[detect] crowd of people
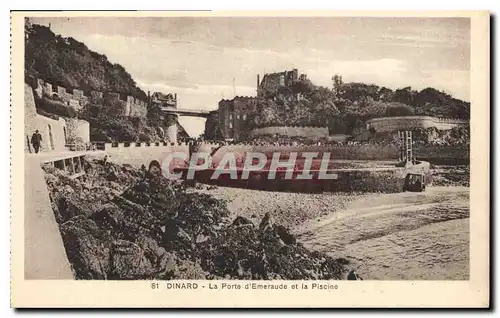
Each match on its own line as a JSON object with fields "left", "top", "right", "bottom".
{"left": 29, "top": 126, "right": 468, "bottom": 155}
{"left": 201, "top": 133, "right": 468, "bottom": 149}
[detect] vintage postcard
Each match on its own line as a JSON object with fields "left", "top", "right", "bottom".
{"left": 10, "top": 11, "right": 490, "bottom": 308}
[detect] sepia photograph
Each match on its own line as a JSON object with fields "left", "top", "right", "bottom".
{"left": 10, "top": 10, "right": 490, "bottom": 308}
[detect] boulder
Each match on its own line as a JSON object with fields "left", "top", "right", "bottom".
{"left": 109, "top": 239, "right": 156, "bottom": 279}
{"left": 231, "top": 216, "right": 254, "bottom": 228}
{"left": 106, "top": 170, "right": 119, "bottom": 182}
{"left": 91, "top": 203, "right": 125, "bottom": 232}
{"left": 59, "top": 216, "right": 112, "bottom": 279}
{"left": 48, "top": 158, "right": 350, "bottom": 281}
{"left": 259, "top": 212, "right": 274, "bottom": 231}
{"left": 137, "top": 235, "right": 170, "bottom": 272}
{"left": 347, "top": 269, "right": 363, "bottom": 280}
{"left": 55, "top": 194, "right": 96, "bottom": 222}
{"left": 274, "top": 225, "right": 297, "bottom": 245}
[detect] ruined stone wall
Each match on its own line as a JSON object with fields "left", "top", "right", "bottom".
{"left": 31, "top": 78, "right": 148, "bottom": 118}
{"left": 128, "top": 96, "right": 148, "bottom": 117}
{"left": 366, "top": 116, "right": 469, "bottom": 132}
{"left": 258, "top": 69, "right": 298, "bottom": 96}
{"left": 433, "top": 118, "right": 470, "bottom": 130}
{"left": 257, "top": 69, "right": 300, "bottom": 98}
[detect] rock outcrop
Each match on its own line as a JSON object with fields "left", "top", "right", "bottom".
{"left": 44, "top": 159, "right": 349, "bottom": 280}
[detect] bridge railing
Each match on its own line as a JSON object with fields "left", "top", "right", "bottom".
{"left": 160, "top": 107, "right": 209, "bottom": 114}
{"left": 81, "top": 140, "right": 222, "bottom": 151}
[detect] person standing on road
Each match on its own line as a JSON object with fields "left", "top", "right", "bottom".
{"left": 30, "top": 130, "right": 42, "bottom": 154}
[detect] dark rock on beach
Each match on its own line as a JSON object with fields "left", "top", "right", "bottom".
{"left": 45, "top": 159, "right": 349, "bottom": 280}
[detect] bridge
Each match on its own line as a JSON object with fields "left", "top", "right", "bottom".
{"left": 161, "top": 106, "right": 210, "bottom": 118}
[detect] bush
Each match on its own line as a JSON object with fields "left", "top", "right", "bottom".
{"left": 79, "top": 102, "right": 162, "bottom": 142}
{"left": 35, "top": 96, "right": 77, "bottom": 118}
{"left": 26, "top": 23, "right": 147, "bottom": 100}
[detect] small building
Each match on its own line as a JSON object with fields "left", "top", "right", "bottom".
{"left": 218, "top": 96, "right": 260, "bottom": 141}
{"left": 206, "top": 68, "right": 310, "bottom": 141}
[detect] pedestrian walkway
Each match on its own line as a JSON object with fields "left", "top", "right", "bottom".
{"left": 26, "top": 150, "right": 93, "bottom": 163}
{"left": 28, "top": 150, "right": 106, "bottom": 179}
{"left": 24, "top": 155, "right": 74, "bottom": 279}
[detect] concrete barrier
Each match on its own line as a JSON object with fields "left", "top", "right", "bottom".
{"left": 91, "top": 143, "right": 190, "bottom": 168}
{"left": 24, "top": 155, "right": 74, "bottom": 279}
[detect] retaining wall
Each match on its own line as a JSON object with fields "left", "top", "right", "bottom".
{"left": 366, "top": 116, "right": 469, "bottom": 132}
{"left": 36, "top": 115, "right": 67, "bottom": 152}
{"left": 25, "top": 83, "right": 38, "bottom": 153}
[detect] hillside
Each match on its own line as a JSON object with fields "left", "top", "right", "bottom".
{"left": 25, "top": 23, "right": 146, "bottom": 100}
{"left": 249, "top": 75, "right": 470, "bottom": 136}
{"left": 24, "top": 22, "right": 185, "bottom": 142}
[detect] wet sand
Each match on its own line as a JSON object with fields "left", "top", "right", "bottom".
{"left": 196, "top": 186, "right": 372, "bottom": 228}
{"left": 198, "top": 185, "right": 469, "bottom": 280}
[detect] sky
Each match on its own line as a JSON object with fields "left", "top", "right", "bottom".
{"left": 31, "top": 17, "right": 470, "bottom": 137}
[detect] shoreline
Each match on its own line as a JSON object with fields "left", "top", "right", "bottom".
{"left": 194, "top": 184, "right": 470, "bottom": 280}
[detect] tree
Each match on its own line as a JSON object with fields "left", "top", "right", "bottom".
{"left": 385, "top": 102, "right": 414, "bottom": 117}
{"left": 340, "top": 83, "right": 380, "bottom": 102}
{"left": 393, "top": 86, "right": 416, "bottom": 105}
{"left": 25, "top": 23, "right": 147, "bottom": 100}
{"left": 332, "top": 74, "right": 344, "bottom": 98}
{"left": 379, "top": 87, "right": 394, "bottom": 102}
